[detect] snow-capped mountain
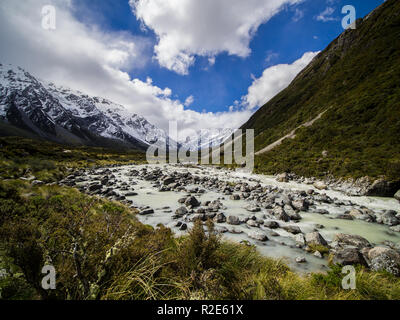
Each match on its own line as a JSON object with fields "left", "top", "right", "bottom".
{"left": 0, "top": 63, "right": 168, "bottom": 150}
{"left": 180, "top": 128, "right": 234, "bottom": 151}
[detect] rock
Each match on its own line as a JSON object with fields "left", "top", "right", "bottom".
{"left": 379, "top": 211, "right": 399, "bottom": 226}
{"left": 227, "top": 215, "right": 241, "bottom": 225}
{"left": 314, "top": 251, "right": 323, "bottom": 259}
{"left": 179, "top": 223, "right": 188, "bottom": 231}
{"left": 139, "top": 208, "right": 154, "bottom": 215}
{"left": 163, "top": 176, "right": 175, "bottom": 185}
{"left": 336, "top": 214, "right": 354, "bottom": 221}
{"left": 230, "top": 194, "right": 240, "bottom": 200}
{"left": 390, "top": 225, "right": 400, "bottom": 233}
{"left": 333, "top": 233, "right": 371, "bottom": 249}
{"left": 332, "top": 248, "right": 366, "bottom": 266}
{"left": 314, "top": 181, "right": 328, "bottom": 190}
{"left": 189, "top": 214, "right": 205, "bottom": 222}
{"left": 283, "top": 225, "right": 302, "bottom": 235}
{"left": 175, "top": 206, "right": 188, "bottom": 217}
{"left": 296, "top": 257, "right": 306, "bottom": 263}
{"left": 213, "top": 213, "right": 227, "bottom": 223}
{"left": 284, "top": 205, "right": 302, "bottom": 221}
{"left": 395, "top": 190, "right": 400, "bottom": 201}
{"left": 348, "top": 209, "right": 365, "bottom": 220}
{"left": 245, "top": 205, "right": 261, "bottom": 213}
{"left": 248, "top": 231, "right": 268, "bottom": 242}
{"left": 88, "top": 184, "right": 102, "bottom": 192}
{"left": 264, "top": 220, "right": 280, "bottom": 229}
{"left": 305, "top": 232, "right": 328, "bottom": 246}
{"left": 366, "top": 179, "right": 400, "bottom": 197}
{"left": 273, "top": 206, "right": 290, "bottom": 222}
{"left": 185, "top": 196, "right": 200, "bottom": 208}
{"left": 178, "top": 197, "right": 187, "bottom": 204}
{"left": 295, "top": 234, "right": 306, "bottom": 247}
{"left": 228, "top": 227, "right": 243, "bottom": 234}
{"left": 124, "top": 191, "right": 138, "bottom": 197}
{"left": 368, "top": 247, "right": 400, "bottom": 276}
{"left": 276, "top": 173, "right": 289, "bottom": 183}
{"left": 247, "top": 219, "right": 259, "bottom": 227}
{"left": 291, "top": 199, "right": 309, "bottom": 212}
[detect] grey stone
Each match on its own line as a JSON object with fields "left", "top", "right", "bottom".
{"left": 305, "top": 232, "right": 328, "bottom": 246}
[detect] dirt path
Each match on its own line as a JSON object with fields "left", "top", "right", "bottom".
{"left": 255, "top": 109, "right": 328, "bottom": 156}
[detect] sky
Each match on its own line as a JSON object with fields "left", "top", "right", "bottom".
{"left": 0, "top": 0, "right": 385, "bottom": 140}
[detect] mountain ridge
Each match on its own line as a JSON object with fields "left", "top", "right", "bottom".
{"left": 0, "top": 63, "right": 169, "bottom": 150}
{"left": 241, "top": 0, "right": 400, "bottom": 185}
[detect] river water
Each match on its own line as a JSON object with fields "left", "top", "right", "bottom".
{"left": 84, "top": 164, "right": 400, "bottom": 274}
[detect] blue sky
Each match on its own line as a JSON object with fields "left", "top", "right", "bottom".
{"left": 70, "top": 0, "right": 383, "bottom": 114}
{"left": 0, "top": 0, "right": 385, "bottom": 137}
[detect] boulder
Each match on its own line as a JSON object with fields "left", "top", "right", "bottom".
{"left": 139, "top": 208, "right": 154, "bottom": 215}
{"left": 230, "top": 194, "right": 240, "bottom": 201}
{"left": 348, "top": 209, "right": 365, "bottom": 220}
{"left": 291, "top": 199, "right": 309, "bottom": 212}
{"left": 314, "top": 251, "right": 323, "bottom": 259}
{"left": 333, "top": 233, "right": 371, "bottom": 249}
{"left": 248, "top": 231, "right": 268, "bottom": 242}
{"left": 264, "top": 220, "right": 280, "bottom": 229}
{"left": 227, "top": 215, "right": 241, "bottom": 225}
{"left": 378, "top": 211, "right": 399, "bottom": 226}
{"left": 295, "top": 257, "right": 306, "bottom": 263}
{"left": 395, "top": 190, "right": 400, "bottom": 201}
{"left": 273, "top": 206, "right": 290, "bottom": 222}
{"left": 163, "top": 176, "right": 175, "bottom": 185}
{"left": 246, "top": 219, "right": 259, "bottom": 227}
{"left": 276, "top": 173, "right": 289, "bottom": 183}
{"left": 175, "top": 206, "right": 188, "bottom": 217}
{"left": 283, "top": 225, "right": 302, "bottom": 235}
{"left": 368, "top": 247, "right": 400, "bottom": 276}
{"left": 245, "top": 205, "right": 261, "bottom": 213}
{"left": 332, "top": 248, "right": 366, "bottom": 266}
{"left": 305, "top": 232, "right": 328, "bottom": 246}
{"left": 314, "top": 181, "right": 328, "bottom": 190}
{"left": 284, "top": 205, "right": 302, "bottom": 221}
{"left": 295, "top": 234, "right": 306, "bottom": 247}
{"left": 88, "top": 184, "right": 102, "bottom": 192}
{"left": 185, "top": 196, "right": 200, "bottom": 208}
{"left": 213, "top": 213, "right": 227, "bottom": 224}
{"left": 366, "top": 179, "right": 400, "bottom": 197}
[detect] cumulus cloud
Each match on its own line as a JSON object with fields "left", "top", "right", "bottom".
{"left": 130, "top": 0, "right": 302, "bottom": 75}
{"left": 0, "top": 0, "right": 317, "bottom": 142}
{"left": 242, "top": 52, "right": 319, "bottom": 110}
{"left": 0, "top": 0, "right": 255, "bottom": 140}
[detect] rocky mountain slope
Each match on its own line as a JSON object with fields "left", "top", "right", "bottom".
{"left": 241, "top": 0, "right": 400, "bottom": 190}
{"left": 0, "top": 63, "right": 169, "bottom": 150}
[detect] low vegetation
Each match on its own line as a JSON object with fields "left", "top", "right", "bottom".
{"left": 0, "top": 137, "right": 399, "bottom": 300}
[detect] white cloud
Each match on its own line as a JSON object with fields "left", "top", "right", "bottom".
{"left": 316, "top": 7, "right": 337, "bottom": 22}
{"left": 292, "top": 8, "right": 304, "bottom": 22}
{"left": 243, "top": 52, "right": 319, "bottom": 110}
{"left": 184, "top": 95, "right": 194, "bottom": 107}
{"left": 130, "top": 0, "right": 302, "bottom": 75}
{"left": 0, "top": 0, "right": 253, "bottom": 141}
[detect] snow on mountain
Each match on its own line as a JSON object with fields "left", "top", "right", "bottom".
{"left": 0, "top": 63, "right": 168, "bottom": 149}
{"left": 180, "top": 128, "right": 235, "bottom": 151}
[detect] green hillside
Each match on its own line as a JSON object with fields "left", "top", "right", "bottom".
{"left": 242, "top": 0, "right": 400, "bottom": 182}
